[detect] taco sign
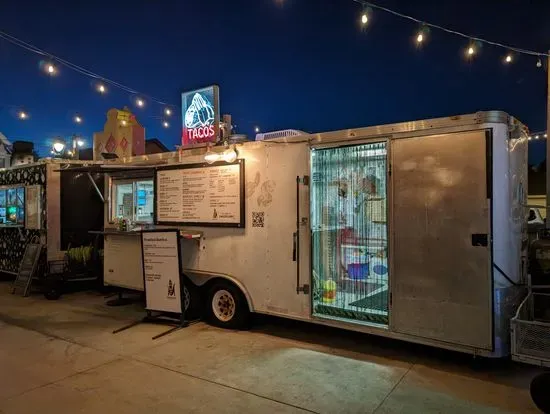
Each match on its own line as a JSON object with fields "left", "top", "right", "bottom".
{"left": 181, "top": 85, "right": 220, "bottom": 146}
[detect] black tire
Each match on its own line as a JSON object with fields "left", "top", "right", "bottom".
{"left": 530, "top": 372, "right": 550, "bottom": 413}
{"left": 205, "top": 281, "right": 250, "bottom": 329}
{"left": 44, "top": 286, "right": 62, "bottom": 300}
{"left": 181, "top": 277, "right": 201, "bottom": 320}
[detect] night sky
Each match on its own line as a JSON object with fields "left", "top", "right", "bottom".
{"left": 1, "top": 0, "right": 550, "bottom": 164}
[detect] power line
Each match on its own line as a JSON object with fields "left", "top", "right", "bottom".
{"left": 352, "top": 0, "right": 549, "bottom": 58}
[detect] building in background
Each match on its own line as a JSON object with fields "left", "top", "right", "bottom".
{"left": 0, "top": 133, "right": 11, "bottom": 168}
{"left": 93, "top": 107, "right": 145, "bottom": 160}
{"left": 529, "top": 160, "right": 546, "bottom": 218}
{"left": 10, "top": 141, "right": 37, "bottom": 167}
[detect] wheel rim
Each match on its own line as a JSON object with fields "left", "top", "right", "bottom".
{"left": 183, "top": 285, "right": 190, "bottom": 311}
{"left": 212, "top": 289, "right": 236, "bottom": 322}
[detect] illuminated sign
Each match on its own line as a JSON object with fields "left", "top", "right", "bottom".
{"left": 181, "top": 85, "right": 220, "bottom": 146}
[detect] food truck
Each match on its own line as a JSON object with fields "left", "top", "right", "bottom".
{"left": 0, "top": 159, "right": 104, "bottom": 284}
{"left": 87, "top": 111, "right": 527, "bottom": 358}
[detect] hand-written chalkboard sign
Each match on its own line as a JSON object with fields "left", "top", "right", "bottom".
{"left": 12, "top": 243, "right": 43, "bottom": 297}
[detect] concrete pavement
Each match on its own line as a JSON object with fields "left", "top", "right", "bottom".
{"left": 0, "top": 282, "right": 542, "bottom": 413}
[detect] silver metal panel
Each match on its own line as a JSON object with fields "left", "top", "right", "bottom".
{"left": 390, "top": 130, "right": 493, "bottom": 350}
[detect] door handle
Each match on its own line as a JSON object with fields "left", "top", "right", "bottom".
{"left": 471, "top": 234, "right": 488, "bottom": 247}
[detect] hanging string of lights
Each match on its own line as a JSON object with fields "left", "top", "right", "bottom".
{"left": 0, "top": 30, "right": 177, "bottom": 128}
{"left": 2, "top": 2, "right": 549, "bottom": 137}
{"left": 529, "top": 132, "right": 548, "bottom": 141}
{"left": 353, "top": 0, "right": 549, "bottom": 65}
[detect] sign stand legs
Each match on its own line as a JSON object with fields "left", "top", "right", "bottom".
{"left": 112, "top": 311, "right": 189, "bottom": 340}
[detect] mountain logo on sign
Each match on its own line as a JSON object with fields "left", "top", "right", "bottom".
{"left": 167, "top": 279, "right": 176, "bottom": 298}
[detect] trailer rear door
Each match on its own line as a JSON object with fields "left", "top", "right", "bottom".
{"left": 390, "top": 130, "right": 493, "bottom": 351}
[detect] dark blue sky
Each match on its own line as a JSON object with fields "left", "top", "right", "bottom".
{"left": 1, "top": 0, "right": 549, "bottom": 163}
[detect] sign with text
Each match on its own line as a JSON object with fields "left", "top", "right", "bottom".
{"left": 141, "top": 230, "right": 183, "bottom": 314}
{"left": 155, "top": 161, "right": 245, "bottom": 227}
{"left": 181, "top": 85, "right": 220, "bottom": 146}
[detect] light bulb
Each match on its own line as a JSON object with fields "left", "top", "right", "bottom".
{"left": 165, "top": 108, "right": 172, "bottom": 116}
{"left": 204, "top": 147, "right": 220, "bottom": 164}
{"left": 467, "top": 46, "right": 475, "bottom": 56}
{"left": 18, "top": 111, "right": 28, "bottom": 120}
{"left": 528, "top": 136, "right": 532, "bottom": 141}
{"left": 77, "top": 139, "right": 84, "bottom": 147}
{"left": 361, "top": 13, "right": 368, "bottom": 25}
{"left": 136, "top": 98, "right": 144, "bottom": 107}
{"left": 416, "top": 33, "right": 423, "bottom": 43}
{"left": 545, "top": 134, "right": 548, "bottom": 138}
{"left": 53, "top": 141, "right": 65, "bottom": 153}
{"left": 535, "top": 135, "right": 540, "bottom": 140}
{"left": 46, "top": 64, "right": 56, "bottom": 74}
{"left": 74, "top": 115, "right": 82, "bottom": 124}
{"left": 223, "top": 147, "right": 238, "bottom": 163}
{"left": 121, "top": 120, "right": 127, "bottom": 126}
{"left": 537, "top": 58, "right": 543, "bottom": 68}
{"left": 163, "top": 121, "right": 169, "bottom": 128}
{"left": 505, "top": 54, "right": 512, "bottom": 63}
{"left": 254, "top": 126, "right": 260, "bottom": 133}
{"left": 97, "top": 84, "right": 106, "bottom": 93}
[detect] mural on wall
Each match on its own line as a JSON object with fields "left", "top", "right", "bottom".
{"left": 0, "top": 165, "right": 46, "bottom": 274}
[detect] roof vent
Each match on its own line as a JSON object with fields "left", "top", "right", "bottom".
{"left": 255, "top": 129, "right": 306, "bottom": 141}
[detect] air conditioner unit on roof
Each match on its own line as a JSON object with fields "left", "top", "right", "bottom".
{"left": 255, "top": 129, "right": 307, "bottom": 141}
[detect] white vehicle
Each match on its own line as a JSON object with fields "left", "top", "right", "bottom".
{"left": 94, "top": 111, "right": 528, "bottom": 358}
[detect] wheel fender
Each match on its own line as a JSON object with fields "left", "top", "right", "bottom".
{"left": 183, "top": 269, "right": 254, "bottom": 312}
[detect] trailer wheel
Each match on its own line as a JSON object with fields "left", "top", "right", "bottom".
{"left": 530, "top": 372, "right": 550, "bottom": 413}
{"left": 206, "top": 281, "right": 250, "bottom": 329}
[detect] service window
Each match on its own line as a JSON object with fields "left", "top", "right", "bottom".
{"left": 111, "top": 178, "right": 154, "bottom": 223}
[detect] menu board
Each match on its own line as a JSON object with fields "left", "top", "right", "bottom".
{"left": 156, "top": 161, "right": 245, "bottom": 227}
{"left": 141, "top": 230, "right": 183, "bottom": 314}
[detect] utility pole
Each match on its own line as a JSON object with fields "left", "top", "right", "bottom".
{"left": 547, "top": 50, "right": 550, "bottom": 226}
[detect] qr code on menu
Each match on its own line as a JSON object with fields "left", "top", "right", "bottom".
{"left": 252, "top": 212, "right": 265, "bottom": 228}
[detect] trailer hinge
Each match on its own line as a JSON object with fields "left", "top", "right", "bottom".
{"left": 297, "top": 176, "right": 310, "bottom": 185}
{"left": 296, "top": 284, "right": 310, "bottom": 294}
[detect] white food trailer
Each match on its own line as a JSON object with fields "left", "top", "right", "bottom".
{"left": 97, "top": 111, "right": 528, "bottom": 358}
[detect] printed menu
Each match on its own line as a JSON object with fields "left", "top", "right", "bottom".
{"left": 156, "top": 163, "right": 243, "bottom": 226}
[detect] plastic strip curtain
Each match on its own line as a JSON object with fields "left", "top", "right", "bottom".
{"left": 311, "top": 142, "right": 389, "bottom": 325}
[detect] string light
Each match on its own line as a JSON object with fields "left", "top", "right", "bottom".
{"left": 352, "top": 1, "right": 548, "bottom": 61}
{"left": 416, "top": 33, "right": 424, "bottom": 44}
{"left": 164, "top": 108, "right": 172, "bottom": 116}
{"left": 254, "top": 126, "right": 260, "bottom": 133}
{"left": 136, "top": 98, "right": 145, "bottom": 108}
{"left": 504, "top": 54, "right": 513, "bottom": 64}
{"left": 467, "top": 45, "right": 476, "bottom": 57}
{"left": 162, "top": 121, "right": 169, "bottom": 128}
{"left": 97, "top": 83, "right": 106, "bottom": 94}
{"left": 74, "top": 114, "right": 82, "bottom": 124}
{"left": 18, "top": 111, "right": 28, "bottom": 120}
{"left": 537, "top": 57, "right": 543, "bottom": 68}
